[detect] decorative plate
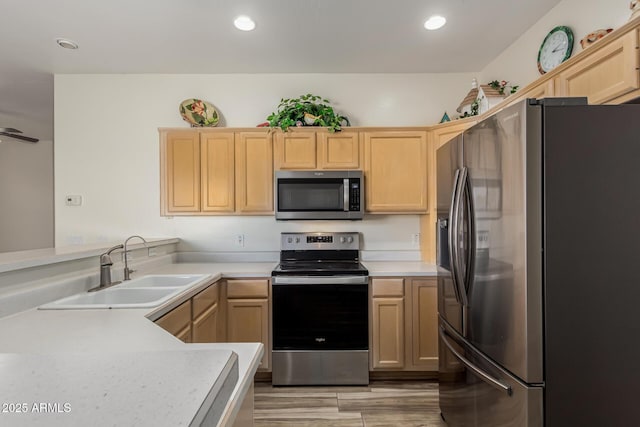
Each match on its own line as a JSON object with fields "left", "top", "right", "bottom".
{"left": 179, "top": 99, "right": 219, "bottom": 127}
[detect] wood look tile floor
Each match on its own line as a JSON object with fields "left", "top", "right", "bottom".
{"left": 254, "top": 381, "right": 447, "bottom": 427}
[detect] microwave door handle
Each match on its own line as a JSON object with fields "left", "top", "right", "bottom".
{"left": 343, "top": 178, "right": 349, "bottom": 211}
{"left": 448, "top": 169, "right": 463, "bottom": 304}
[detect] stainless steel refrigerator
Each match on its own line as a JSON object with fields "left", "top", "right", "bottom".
{"left": 436, "top": 98, "right": 640, "bottom": 427}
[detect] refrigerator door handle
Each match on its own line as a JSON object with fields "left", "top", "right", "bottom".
{"left": 439, "top": 326, "right": 513, "bottom": 396}
{"left": 461, "top": 167, "right": 476, "bottom": 299}
{"left": 453, "top": 167, "right": 469, "bottom": 306}
{"left": 448, "top": 168, "right": 463, "bottom": 304}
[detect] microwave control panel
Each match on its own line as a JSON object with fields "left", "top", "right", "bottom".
{"left": 349, "top": 179, "right": 361, "bottom": 211}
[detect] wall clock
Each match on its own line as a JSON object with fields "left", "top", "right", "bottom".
{"left": 537, "top": 26, "right": 574, "bottom": 74}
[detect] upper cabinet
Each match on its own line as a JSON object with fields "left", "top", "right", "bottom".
{"left": 274, "top": 129, "right": 362, "bottom": 170}
{"left": 555, "top": 29, "right": 639, "bottom": 104}
{"left": 235, "top": 132, "right": 274, "bottom": 213}
{"left": 318, "top": 131, "right": 362, "bottom": 169}
{"left": 274, "top": 131, "right": 317, "bottom": 169}
{"left": 201, "top": 132, "right": 235, "bottom": 213}
{"left": 161, "top": 130, "right": 202, "bottom": 213}
{"left": 363, "top": 130, "right": 428, "bottom": 213}
{"left": 160, "top": 129, "right": 273, "bottom": 215}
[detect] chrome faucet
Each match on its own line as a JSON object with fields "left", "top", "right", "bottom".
{"left": 123, "top": 235, "right": 148, "bottom": 281}
{"left": 92, "top": 244, "right": 124, "bottom": 291}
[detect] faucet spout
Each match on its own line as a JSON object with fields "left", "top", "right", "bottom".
{"left": 123, "top": 235, "right": 148, "bottom": 281}
{"left": 93, "top": 244, "right": 124, "bottom": 291}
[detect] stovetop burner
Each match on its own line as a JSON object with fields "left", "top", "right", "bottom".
{"left": 272, "top": 232, "right": 368, "bottom": 277}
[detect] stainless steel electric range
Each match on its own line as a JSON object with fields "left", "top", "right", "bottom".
{"left": 271, "top": 232, "right": 369, "bottom": 386}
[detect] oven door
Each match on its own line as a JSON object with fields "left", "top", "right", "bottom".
{"left": 272, "top": 278, "right": 368, "bottom": 350}
{"left": 271, "top": 276, "right": 369, "bottom": 385}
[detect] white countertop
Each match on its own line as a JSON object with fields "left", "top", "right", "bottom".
{"left": 0, "top": 350, "right": 238, "bottom": 427}
{"left": 363, "top": 261, "right": 437, "bottom": 277}
{"left": 0, "top": 271, "right": 264, "bottom": 427}
{"left": 0, "top": 257, "right": 435, "bottom": 426}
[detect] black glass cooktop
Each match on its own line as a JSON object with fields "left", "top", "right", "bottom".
{"left": 272, "top": 261, "right": 368, "bottom": 276}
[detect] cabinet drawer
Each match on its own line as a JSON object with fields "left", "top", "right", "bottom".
{"left": 371, "top": 278, "right": 404, "bottom": 297}
{"left": 227, "top": 279, "right": 269, "bottom": 298}
{"left": 192, "top": 283, "right": 219, "bottom": 319}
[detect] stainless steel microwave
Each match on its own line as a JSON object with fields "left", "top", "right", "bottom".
{"left": 275, "top": 170, "right": 364, "bottom": 220}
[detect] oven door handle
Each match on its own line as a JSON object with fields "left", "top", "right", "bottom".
{"left": 272, "top": 276, "right": 369, "bottom": 285}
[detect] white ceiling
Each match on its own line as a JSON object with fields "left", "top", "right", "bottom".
{"left": 0, "top": 0, "right": 562, "bottom": 140}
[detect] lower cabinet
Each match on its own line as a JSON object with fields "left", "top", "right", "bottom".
{"left": 226, "top": 279, "right": 270, "bottom": 371}
{"left": 370, "top": 277, "right": 438, "bottom": 372}
{"left": 153, "top": 278, "right": 272, "bottom": 372}
{"left": 155, "top": 299, "right": 193, "bottom": 343}
{"left": 371, "top": 279, "right": 405, "bottom": 369}
{"left": 154, "top": 281, "right": 220, "bottom": 344}
{"left": 192, "top": 283, "right": 220, "bottom": 343}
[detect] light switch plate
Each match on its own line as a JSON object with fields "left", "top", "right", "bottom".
{"left": 65, "top": 195, "right": 82, "bottom": 206}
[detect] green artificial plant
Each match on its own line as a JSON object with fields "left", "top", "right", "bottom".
{"left": 266, "top": 94, "right": 350, "bottom": 132}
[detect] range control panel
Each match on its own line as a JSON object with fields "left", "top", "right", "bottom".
{"left": 281, "top": 232, "right": 360, "bottom": 251}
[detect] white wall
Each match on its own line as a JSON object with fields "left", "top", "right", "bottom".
{"left": 480, "top": 0, "right": 631, "bottom": 89}
{"left": 54, "top": 73, "right": 476, "bottom": 252}
{"left": 0, "top": 133, "right": 54, "bottom": 253}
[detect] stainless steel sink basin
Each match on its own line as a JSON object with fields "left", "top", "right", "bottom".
{"left": 116, "top": 274, "right": 208, "bottom": 289}
{"left": 39, "top": 287, "right": 184, "bottom": 310}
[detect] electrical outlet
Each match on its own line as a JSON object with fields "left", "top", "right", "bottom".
{"left": 122, "top": 252, "right": 133, "bottom": 262}
{"left": 411, "top": 233, "right": 421, "bottom": 246}
{"left": 148, "top": 247, "right": 158, "bottom": 257}
{"left": 235, "top": 234, "right": 245, "bottom": 247}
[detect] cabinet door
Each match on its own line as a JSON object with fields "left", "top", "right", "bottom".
{"left": 274, "top": 131, "right": 317, "bottom": 169}
{"left": 201, "top": 132, "right": 235, "bottom": 212}
{"left": 192, "top": 303, "right": 219, "bottom": 343}
{"left": 227, "top": 298, "right": 270, "bottom": 370}
{"left": 161, "top": 130, "right": 201, "bottom": 213}
{"left": 363, "top": 131, "right": 428, "bottom": 212}
{"left": 235, "top": 132, "right": 274, "bottom": 213}
{"left": 318, "top": 131, "right": 361, "bottom": 169}
{"left": 155, "top": 299, "right": 192, "bottom": 342}
{"left": 371, "top": 278, "right": 405, "bottom": 370}
{"left": 555, "top": 30, "right": 639, "bottom": 104}
{"left": 371, "top": 297, "right": 405, "bottom": 369}
{"left": 411, "top": 279, "right": 438, "bottom": 370}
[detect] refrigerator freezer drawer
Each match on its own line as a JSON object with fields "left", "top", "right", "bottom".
{"left": 439, "top": 321, "right": 543, "bottom": 427}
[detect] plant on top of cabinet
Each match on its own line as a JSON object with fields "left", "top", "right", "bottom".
{"left": 266, "top": 94, "right": 350, "bottom": 132}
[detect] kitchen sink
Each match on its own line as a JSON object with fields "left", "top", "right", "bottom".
{"left": 116, "top": 274, "right": 208, "bottom": 289}
{"left": 39, "top": 287, "right": 184, "bottom": 310}
{"left": 39, "top": 274, "right": 213, "bottom": 310}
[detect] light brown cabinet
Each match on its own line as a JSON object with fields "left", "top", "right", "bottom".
{"left": 154, "top": 282, "right": 220, "bottom": 344}
{"left": 155, "top": 299, "right": 193, "bottom": 343}
{"left": 201, "top": 132, "right": 235, "bottom": 213}
{"left": 370, "top": 277, "right": 438, "bottom": 372}
{"left": 192, "top": 283, "right": 220, "bottom": 343}
{"left": 160, "top": 129, "right": 273, "bottom": 215}
{"left": 226, "top": 279, "right": 270, "bottom": 371}
{"left": 370, "top": 278, "right": 405, "bottom": 369}
{"left": 363, "top": 131, "right": 428, "bottom": 213}
{"left": 274, "top": 129, "right": 362, "bottom": 170}
{"left": 235, "top": 132, "right": 274, "bottom": 213}
{"left": 162, "top": 130, "right": 202, "bottom": 213}
{"left": 410, "top": 279, "right": 438, "bottom": 370}
{"left": 555, "top": 29, "right": 639, "bottom": 104}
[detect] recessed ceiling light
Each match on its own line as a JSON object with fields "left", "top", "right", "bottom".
{"left": 56, "top": 38, "right": 79, "bottom": 49}
{"left": 234, "top": 15, "right": 256, "bottom": 31}
{"left": 424, "top": 15, "right": 446, "bottom": 30}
